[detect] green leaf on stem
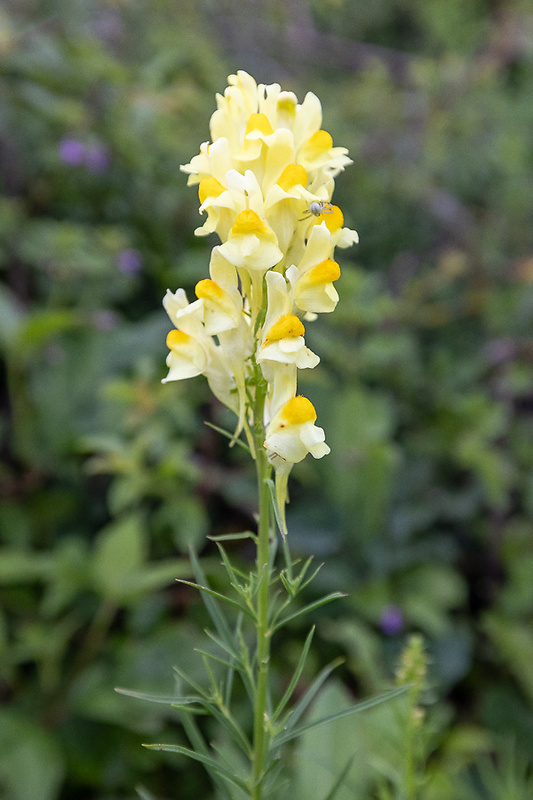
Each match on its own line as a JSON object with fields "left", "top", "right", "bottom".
{"left": 172, "top": 665, "right": 209, "bottom": 699}
{"left": 208, "top": 531, "right": 258, "bottom": 543}
{"left": 273, "top": 685, "right": 409, "bottom": 747}
{"left": 272, "top": 626, "right": 315, "bottom": 723}
{"left": 266, "top": 478, "right": 288, "bottom": 539}
{"left": 114, "top": 687, "right": 202, "bottom": 706}
{"left": 176, "top": 713, "right": 233, "bottom": 800}
{"left": 206, "top": 703, "right": 253, "bottom": 759}
{"left": 223, "top": 614, "right": 242, "bottom": 707}
{"left": 280, "top": 557, "right": 323, "bottom": 598}
{"left": 189, "top": 547, "right": 235, "bottom": 651}
{"left": 142, "top": 744, "right": 249, "bottom": 793}
{"left": 194, "top": 649, "right": 238, "bottom": 673}
{"left": 278, "top": 658, "right": 345, "bottom": 736}
{"left": 176, "top": 579, "right": 256, "bottom": 620}
{"left": 203, "top": 629, "right": 241, "bottom": 665}
{"left": 204, "top": 422, "right": 250, "bottom": 453}
{"left": 215, "top": 542, "right": 254, "bottom": 594}
{"left": 273, "top": 592, "right": 346, "bottom": 631}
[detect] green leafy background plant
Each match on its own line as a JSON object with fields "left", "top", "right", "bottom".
{"left": 1, "top": 1, "right": 533, "bottom": 798}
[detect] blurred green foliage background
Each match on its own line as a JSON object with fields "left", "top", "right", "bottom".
{"left": 1, "top": 0, "right": 533, "bottom": 798}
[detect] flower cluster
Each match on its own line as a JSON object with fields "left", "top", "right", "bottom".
{"left": 163, "top": 71, "right": 357, "bottom": 515}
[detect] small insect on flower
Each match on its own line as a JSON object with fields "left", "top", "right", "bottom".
{"left": 300, "top": 201, "right": 334, "bottom": 221}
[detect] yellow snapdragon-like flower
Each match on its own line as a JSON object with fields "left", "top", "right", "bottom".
{"left": 164, "top": 71, "right": 357, "bottom": 514}
{"left": 163, "top": 329, "right": 208, "bottom": 381}
{"left": 264, "top": 395, "right": 330, "bottom": 530}
{"left": 264, "top": 395, "right": 330, "bottom": 465}
{"left": 218, "top": 209, "right": 283, "bottom": 273}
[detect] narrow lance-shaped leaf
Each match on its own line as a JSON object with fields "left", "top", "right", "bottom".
{"left": 195, "top": 648, "right": 238, "bottom": 674}
{"left": 143, "top": 744, "right": 249, "bottom": 793}
{"left": 266, "top": 477, "right": 288, "bottom": 540}
{"left": 208, "top": 531, "right": 258, "bottom": 543}
{"left": 216, "top": 541, "right": 253, "bottom": 588}
{"left": 273, "top": 591, "right": 346, "bottom": 631}
{"left": 188, "top": 546, "right": 255, "bottom": 641}
{"left": 276, "top": 658, "right": 344, "bottom": 737}
{"left": 172, "top": 665, "right": 210, "bottom": 699}
{"left": 272, "top": 626, "right": 315, "bottom": 723}
{"left": 224, "top": 614, "right": 243, "bottom": 708}
{"left": 202, "top": 628, "right": 243, "bottom": 666}
{"left": 177, "top": 708, "right": 233, "bottom": 800}
{"left": 204, "top": 421, "right": 251, "bottom": 453}
{"left": 273, "top": 685, "right": 409, "bottom": 747}
{"left": 176, "top": 579, "right": 255, "bottom": 619}
{"left": 114, "top": 687, "right": 202, "bottom": 706}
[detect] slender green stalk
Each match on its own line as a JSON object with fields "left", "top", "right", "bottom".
{"left": 251, "top": 382, "right": 272, "bottom": 800}
{"left": 404, "top": 702, "right": 416, "bottom": 800}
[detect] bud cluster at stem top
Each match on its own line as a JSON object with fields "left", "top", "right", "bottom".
{"left": 162, "top": 71, "right": 358, "bottom": 509}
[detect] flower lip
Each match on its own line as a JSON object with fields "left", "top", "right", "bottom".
{"left": 245, "top": 113, "right": 274, "bottom": 137}
{"left": 307, "top": 258, "right": 341, "bottom": 284}
{"left": 277, "top": 164, "right": 308, "bottom": 191}
{"left": 311, "top": 205, "right": 344, "bottom": 232}
{"left": 263, "top": 314, "right": 305, "bottom": 346}
{"left": 195, "top": 279, "right": 225, "bottom": 301}
{"left": 300, "top": 130, "right": 333, "bottom": 159}
{"left": 198, "top": 177, "right": 225, "bottom": 204}
{"left": 231, "top": 209, "right": 268, "bottom": 236}
{"left": 166, "top": 329, "right": 192, "bottom": 350}
{"left": 280, "top": 395, "right": 317, "bottom": 425}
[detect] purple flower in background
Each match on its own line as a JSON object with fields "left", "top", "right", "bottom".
{"left": 379, "top": 604, "right": 405, "bottom": 636}
{"left": 58, "top": 137, "right": 86, "bottom": 166}
{"left": 58, "top": 137, "right": 110, "bottom": 173}
{"left": 117, "top": 248, "right": 142, "bottom": 275}
{"left": 85, "top": 142, "right": 110, "bottom": 174}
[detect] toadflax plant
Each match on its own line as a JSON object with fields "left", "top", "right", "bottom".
{"left": 118, "top": 71, "right": 404, "bottom": 800}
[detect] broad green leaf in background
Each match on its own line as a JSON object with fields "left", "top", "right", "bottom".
{"left": 0, "top": 711, "right": 65, "bottom": 800}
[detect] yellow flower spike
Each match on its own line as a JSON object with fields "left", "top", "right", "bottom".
{"left": 263, "top": 314, "right": 305, "bottom": 346}
{"left": 231, "top": 209, "right": 269, "bottom": 236}
{"left": 277, "top": 164, "right": 308, "bottom": 192}
{"left": 167, "top": 71, "right": 358, "bottom": 464}
{"left": 198, "top": 177, "right": 225, "bottom": 204}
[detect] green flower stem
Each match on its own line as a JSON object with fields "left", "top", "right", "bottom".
{"left": 251, "top": 383, "right": 272, "bottom": 800}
